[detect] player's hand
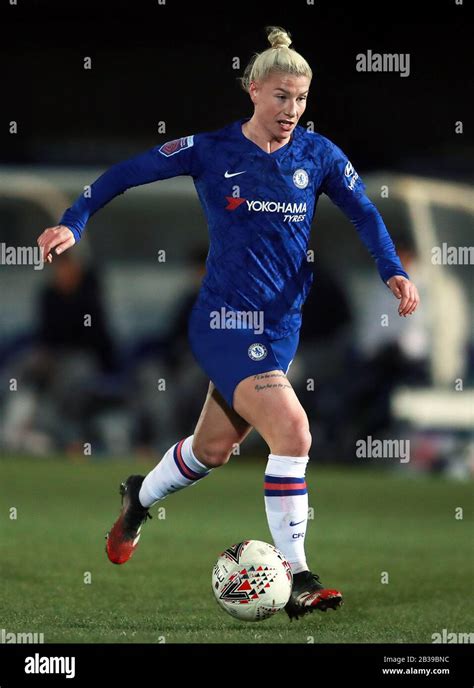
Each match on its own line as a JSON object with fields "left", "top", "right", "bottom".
{"left": 387, "top": 275, "right": 420, "bottom": 317}
{"left": 37, "top": 225, "right": 75, "bottom": 264}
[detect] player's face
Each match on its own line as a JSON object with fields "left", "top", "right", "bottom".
{"left": 249, "top": 72, "right": 311, "bottom": 140}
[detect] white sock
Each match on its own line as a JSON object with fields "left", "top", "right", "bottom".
{"left": 264, "top": 453, "right": 309, "bottom": 575}
{"left": 139, "top": 435, "right": 211, "bottom": 507}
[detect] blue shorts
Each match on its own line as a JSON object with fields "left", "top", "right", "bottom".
{"left": 187, "top": 306, "right": 300, "bottom": 410}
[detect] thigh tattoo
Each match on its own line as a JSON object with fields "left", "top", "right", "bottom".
{"left": 253, "top": 372, "right": 292, "bottom": 392}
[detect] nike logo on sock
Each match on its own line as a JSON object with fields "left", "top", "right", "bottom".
{"left": 289, "top": 519, "right": 305, "bottom": 526}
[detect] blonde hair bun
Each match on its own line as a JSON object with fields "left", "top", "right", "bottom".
{"left": 239, "top": 25, "right": 312, "bottom": 93}
{"left": 267, "top": 26, "right": 292, "bottom": 50}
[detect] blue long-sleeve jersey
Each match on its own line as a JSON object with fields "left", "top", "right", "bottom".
{"left": 59, "top": 117, "right": 409, "bottom": 338}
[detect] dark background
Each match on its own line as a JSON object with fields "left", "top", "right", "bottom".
{"left": 1, "top": 0, "right": 472, "bottom": 175}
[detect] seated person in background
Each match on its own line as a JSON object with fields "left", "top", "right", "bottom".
{"left": 3, "top": 252, "right": 119, "bottom": 454}
{"left": 38, "top": 252, "right": 118, "bottom": 374}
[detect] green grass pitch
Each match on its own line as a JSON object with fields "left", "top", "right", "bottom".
{"left": 2, "top": 456, "right": 473, "bottom": 643}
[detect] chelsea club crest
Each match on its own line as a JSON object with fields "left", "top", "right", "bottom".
{"left": 248, "top": 343, "right": 268, "bottom": 361}
{"left": 293, "top": 169, "right": 309, "bottom": 189}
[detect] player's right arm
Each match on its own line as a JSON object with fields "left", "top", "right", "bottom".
{"left": 37, "top": 135, "right": 199, "bottom": 263}
{"left": 37, "top": 224, "right": 76, "bottom": 263}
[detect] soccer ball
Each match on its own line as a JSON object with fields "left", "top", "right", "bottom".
{"left": 211, "top": 540, "right": 293, "bottom": 622}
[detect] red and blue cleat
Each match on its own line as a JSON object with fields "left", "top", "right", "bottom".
{"left": 285, "top": 570, "right": 343, "bottom": 620}
{"left": 105, "top": 475, "right": 152, "bottom": 565}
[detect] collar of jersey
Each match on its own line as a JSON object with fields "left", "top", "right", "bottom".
{"left": 236, "top": 117, "right": 295, "bottom": 158}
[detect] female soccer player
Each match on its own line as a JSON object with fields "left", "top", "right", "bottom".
{"left": 37, "top": 26, "right": 419, "bottom": 620}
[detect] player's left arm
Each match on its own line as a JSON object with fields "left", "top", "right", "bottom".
{"left": 320, "top": 140, "right": 420, "bottom": 317}
{"left": 385, "top": 273, "right": 419, "bottom": 317}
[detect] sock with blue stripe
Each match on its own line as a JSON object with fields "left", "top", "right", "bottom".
{"left": 264, "top": 453, "right": 310, "bottom": 575}
{"left": 139, "top": 435, "right": 211, "bottom": 507}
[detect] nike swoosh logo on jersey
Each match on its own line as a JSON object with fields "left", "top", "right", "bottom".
{"left": 224, "top": 170, "right": 246, "bottom": 178}
{"left": 289, "top": 519, "right": 305, "bottom": 526}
